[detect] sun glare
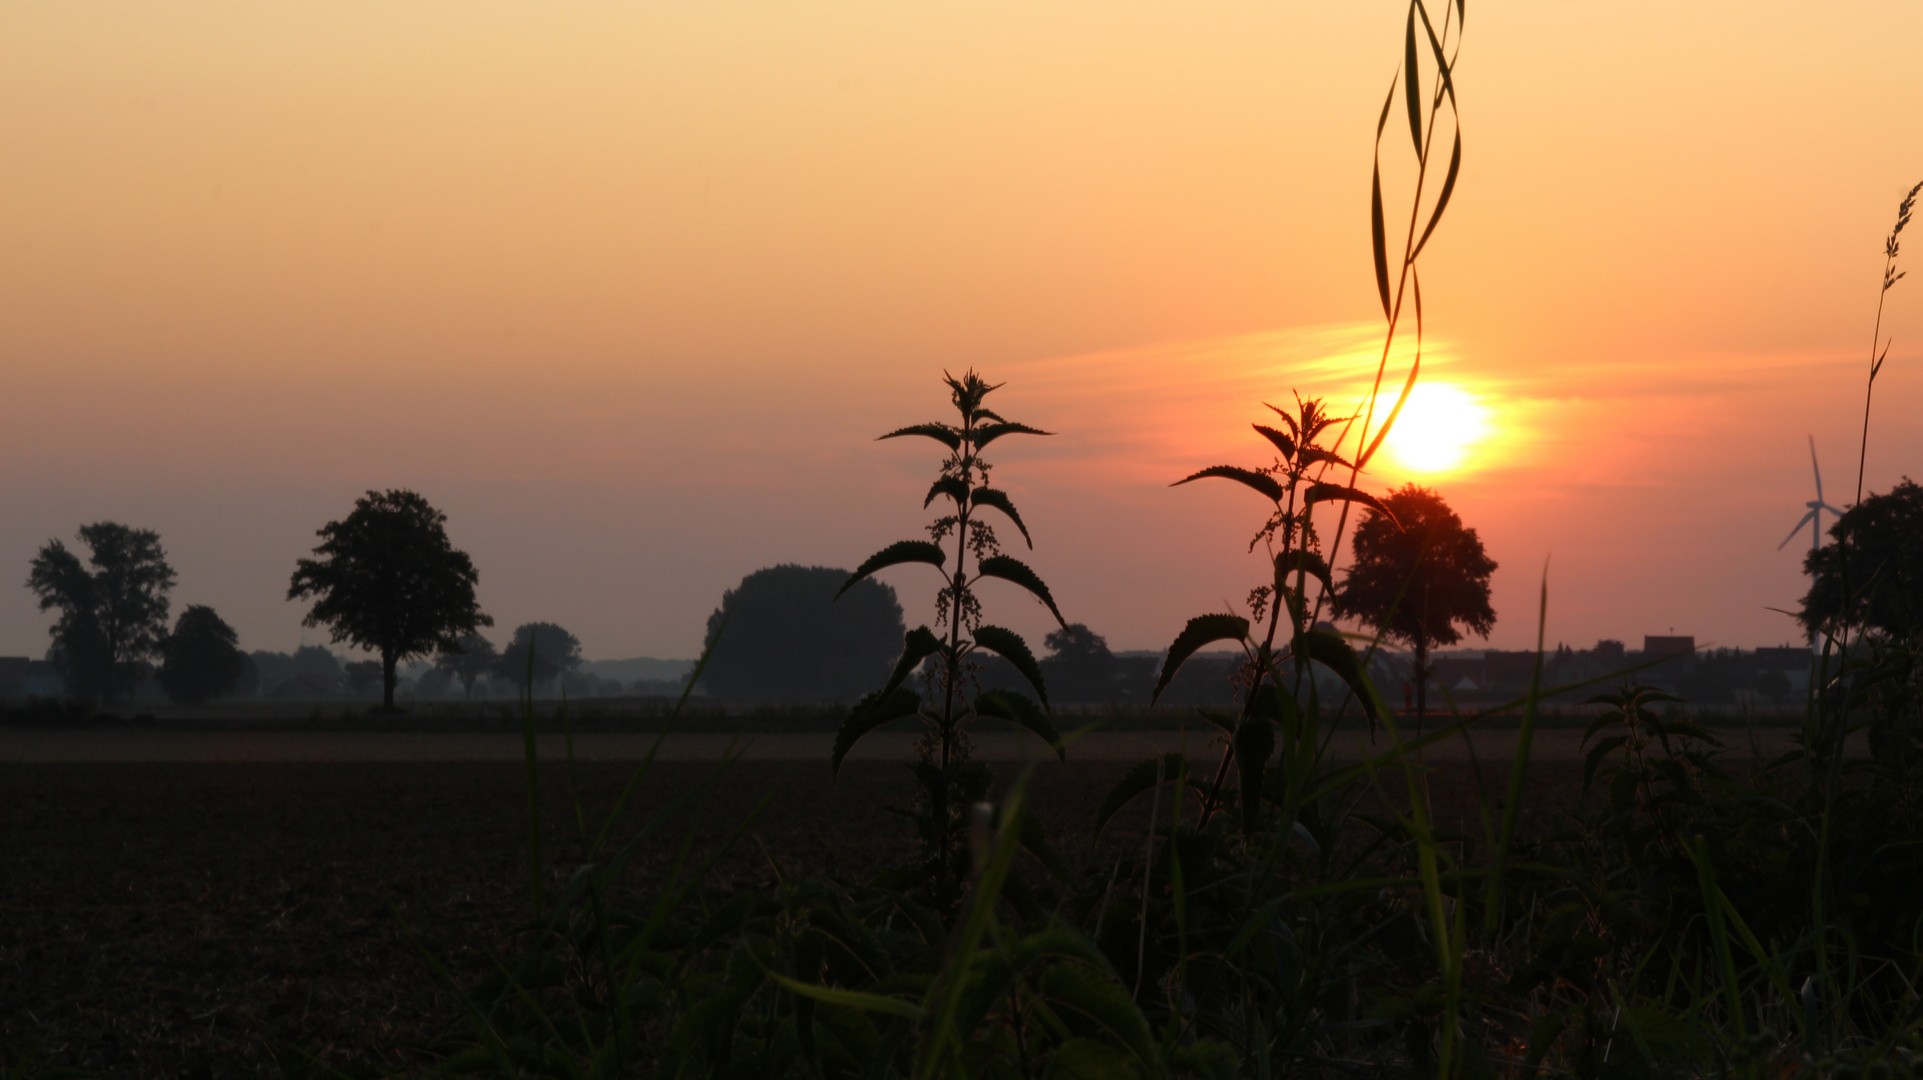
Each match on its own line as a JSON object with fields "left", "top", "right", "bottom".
{"left": 1382, "top": 383, "right": 1490, "bottom": 474}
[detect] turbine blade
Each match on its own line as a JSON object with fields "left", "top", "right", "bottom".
{"left": 1818, "top": 502, "right": 1846, "bottom": 515}
{"left": 1808, "top": 435, "right": 1824, "bottom": 501}
{"left": 1779, "top": 510, "right": 1818, "bottom": 551}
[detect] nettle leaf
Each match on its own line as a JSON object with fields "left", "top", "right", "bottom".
{"left": 1273, "top": 549, "right": 1336, "bottom": 599}
{"left": 1265, "top": 403, "right": 1302, "bottom": 440}
{"left": 1253, "top": 424, "right": 1296, "bottom": 462}
{"left": 1235, "top": 717, "right": 1276, "bottom": 835}
{"left": 1173, "top": 465, "right": 1284, "bottom": 503}
{"left": 878, "top": 423, "right": 961, "bottom": 450}
{"left": 967, "top": 488, "right": 1031, "bottom": 548}
{"left": 969, "top": 422, "right": 1051, "bottom": 448}
{"left": 880, "top": 626, "right": 945, "bottom": 702}
{"left": 1153, "top": 614, "right": 1250, "bottom": 704}
{"left": 1037, "top": 964, "right": 1159, "bottom": 1071}
{"left": 1583, "top": 735, "right": 1629, "bottom": 793}
{"left": 833, "top": 687, "right": 922, "bottom": 779}
{"left": 973, "top": 556, "right": 1066, "bottom": 628}
{"left": 923, "top": 476, "right": 970, "bottom": 509}
{"left": 1196, "top": 709, "right": 1239, "bottom": 736}
{"left": 1303, "top": 483, "right": 1397, "bottom": 526}
{"left": 1095, "top": 753, "right": 1196, "bottom": 834}
{"left": 838, "top": 541, "right": 946, "bottom": 598}
{"left": 1297, "top": 629, "right": 1388, "bottom": 729}
{"left": 1295, "top": 446, "right": 1354, "bottom": 471}
{"left": 972, "top": 625, "right": 1048, "bottom": 707}
{"left": 975, "top": 688, "right": 1063, "bottom": 762}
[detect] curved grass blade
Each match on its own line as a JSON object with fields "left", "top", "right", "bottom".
{"left": 916, "top": 768, "right": 1035, "bottom": 1079}
{"left": 1412, "top": 130, "right": 1461, "bottom": 260}
{"left": 764, "top": 969, "right": 927, "bottom": 1022}
{"left": 1404, "top": 4, "right": 1424, "bottom": 156}
{"left": 1357, "top": 340, "right": 1421, "bottom": 470}
{"left": 1371, "top": 76, "right": 1395, "bottom": 321}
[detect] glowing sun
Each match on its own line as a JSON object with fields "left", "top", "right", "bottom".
{"left": 1383, "top": 383, "right": 1490, "bottom": 474}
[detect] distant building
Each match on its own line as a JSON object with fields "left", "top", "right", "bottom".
{"left": 0, "top": 657, "right": 27, "bottom": 697}
{"left": 23, "top": 660, "right": 64, "bottom": 697}
{"left": 1484, "top": 650, "right": 1540, "bottom": 687}
{"left": 1754, "top": 646, "right": 1812, "bottom": 670}
{"left": 1643, "top": 636, "right": 1695, "bottom": 659}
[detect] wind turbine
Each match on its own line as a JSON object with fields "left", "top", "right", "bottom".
{"left": 1779, "top": 435, "right": 1846, "bottom": 557}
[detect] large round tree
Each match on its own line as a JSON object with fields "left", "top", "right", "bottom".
{"left": 1333, "top": 484, "right": 1497, "bottom": 724}
{"left": 157, "top": 605, "right": 247, "bottom": 705}
{"left": 702, "top": 565, "right": 905, "bottom": 701}
{"left": 492, "top": 622, "right": 584, "bottom": 696}
{"left": 288, "top": 490, "right": 491, "bottom": 710}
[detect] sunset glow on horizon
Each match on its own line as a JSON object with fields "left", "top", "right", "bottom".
{"left": 3, "top": 2, "right": 1921, "bottom": 661}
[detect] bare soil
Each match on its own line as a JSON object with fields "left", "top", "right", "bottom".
{"left": 1, "top": 757, "right": 1590, "bottom": 1077}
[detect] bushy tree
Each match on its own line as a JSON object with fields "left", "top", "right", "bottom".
{"left": 702, "top": 565, "right": 906, "bottom": 701}
{"left": 1039, "top": 623, "right": 1117, "bottom": 704}
{"left": 26, "top": 523, "right": 177, "bottom": 700}
{"left": 493, "top": 622, "right": 583, "bottom": 695}
{"left": 288, "top": 490, "right": 491, "bottom": 709}
{"left": 435, "top": 632, "right": 499, "bottom": 699}
{"left": 156, "top": 605, "right": 246, "bottom": 705}
{"left": 1333, "top": 483, "right": 1496, "bottom": 722}
{"left": 1800, "top": 478, "right": 1923, "bottom": 640}
{"left": 344, "top": 660, "right": 383, "bottom": 698}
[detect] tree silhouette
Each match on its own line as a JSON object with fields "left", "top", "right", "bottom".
{"left": 702, "top": 565, "right": 906, "bottom": 701}
{"left": 1333, "top": 484, "right": 1496, "bottom": 724}
{"left": 343, "top": 660, "right": 383, "bottom": 699}
{"left": 288, "top": 490, "right": 491, "bottom": 710}
{"left": 157, "top": 605, "right": 246, "bottom": 705}
{"left": 1039, "top": 623, "right": 1117, "bottom": 704}
{"left": 493, "top": 622, "right": 583, "bottom": 695}
{"left": 435, "top": 631, "right": 500, "bottom": 699}
{"left": 26, "top": 522, "right": 177, "bottom": 700}
{"left": 1800, "top": 477, "right": 1923, "bottom": 640}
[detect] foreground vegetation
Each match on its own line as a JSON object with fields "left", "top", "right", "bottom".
{"left": 261, "top": 2, "right": 1921, "bottom": 1071}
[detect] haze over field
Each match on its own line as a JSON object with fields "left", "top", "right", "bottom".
{"left": 4, "top": 2, "right": 1922, "bottom": 661}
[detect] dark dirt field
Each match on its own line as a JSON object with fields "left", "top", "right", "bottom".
{"left": 1, "top": 757, "right": 1590, "bottom": 1078}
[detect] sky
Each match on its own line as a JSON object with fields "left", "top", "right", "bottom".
{"left": 4, "top": 1, "right": 1922, "bottom": 662}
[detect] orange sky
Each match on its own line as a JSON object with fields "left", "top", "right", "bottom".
{"left": 4, "top": 2, "right": 1922, "bottom": 660}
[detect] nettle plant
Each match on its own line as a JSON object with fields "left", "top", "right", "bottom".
{"left": 833, "top": 370, "right": 1069, "bottom": 912}
{"left": 1118, "top": 394, "right": 1397, "bottom": 832}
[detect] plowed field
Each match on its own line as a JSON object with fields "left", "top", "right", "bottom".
{"left": 2, "top": 756, "right": 1588, "bottom": 1076}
